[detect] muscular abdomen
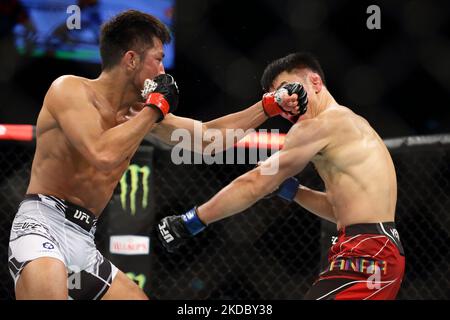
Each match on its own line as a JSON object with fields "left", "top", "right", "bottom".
{"left": 27, "top": 107, "right": 128, "bottom": 216}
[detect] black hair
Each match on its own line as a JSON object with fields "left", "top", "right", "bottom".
{"left": 99, "top": 10, "right": 171, "bottom": 70}
{"left": 260, "top": 52, "right": 326, "bottom": 92}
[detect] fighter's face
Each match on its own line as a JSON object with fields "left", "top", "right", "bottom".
{"left": 134, "top": 37, "right": 165, "bottom": 90}
{"left": 271, "top": 69, "right": 321, "bottom": 115}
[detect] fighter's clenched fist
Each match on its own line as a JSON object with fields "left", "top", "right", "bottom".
{"left": 142, "top": 74, "right": 179, "bottom": 122}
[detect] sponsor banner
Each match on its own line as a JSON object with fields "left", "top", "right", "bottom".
{"left": 99, "top": 145, "right": 155, "bottom": 295}
{"left": 110, "top": 235, "right": 150, "bottom": 255}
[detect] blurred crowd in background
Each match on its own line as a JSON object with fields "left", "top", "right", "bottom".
{"left": 1, "top": 0, "right": 449, "bottom": 138}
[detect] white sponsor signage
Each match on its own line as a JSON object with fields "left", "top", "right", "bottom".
{"left": 110, "top": 235, "right": 149, "bottom": 255}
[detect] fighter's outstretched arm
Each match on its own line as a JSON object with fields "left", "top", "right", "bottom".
{"left": 146, "top": 102, "right": 266, "bottom": 151}
{"left": 146, "top": 85, "right": 303, "bottom": 152}
{"left": 156, "top": 118, "right": 329, "bottom": 252}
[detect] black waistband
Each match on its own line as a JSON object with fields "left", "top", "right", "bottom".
{"left": 340, "top": 222, "right": 404, "bottom": 255}
{"left": 23, "top": 194, "right": 97, "bottom": 233}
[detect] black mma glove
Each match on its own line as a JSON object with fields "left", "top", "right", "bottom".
{"left": 284, "top": 82, "right": 308, "bottom": 116}
{"left": 141, "top": 74, "right": 179, "bottom": 122}
{"left": 157, "top": 207, "right": 206, "bottom": 253}
{"left": 262, "top": 82, "right": 308, "bottom": 118}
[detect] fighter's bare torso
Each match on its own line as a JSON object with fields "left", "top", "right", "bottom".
{"left": 27, "top": 76, "right": 134, "bottom": 216}
{"left": 308, "top": 106, "right": 397, "bottom": 228}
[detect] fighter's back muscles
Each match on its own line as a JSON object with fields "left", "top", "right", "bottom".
{"left": 293, "top": 107, "right": 397, "bottom": 227}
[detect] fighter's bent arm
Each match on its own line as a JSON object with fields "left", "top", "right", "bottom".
{"left": 293, "top": 187, "right": 336, "bottom": 223}
{"left": 46, "top": 76, "right": 160, "bottom": 171}
{"left": 147, "top": 102, "right": 267, "bottom": 151}
{"left": 197, "top": 119, "right": 329, "bottom": 224}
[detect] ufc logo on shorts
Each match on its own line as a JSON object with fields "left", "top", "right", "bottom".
{"left": 73, "top": 210, "right": 90, "bottom": 224}
{"left": 158, "top": 221, "right": 174, "bottom": 243}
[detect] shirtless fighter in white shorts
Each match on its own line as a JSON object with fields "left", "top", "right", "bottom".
{"left": 8, "top": 10, "right": 302, "bottom": 299}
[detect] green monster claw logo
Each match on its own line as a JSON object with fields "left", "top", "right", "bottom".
{"left": 126, "top": 272, "right": 147, "bottom": 289}
{"left": 120, "top": 164, "right": 150, "bottom": 215}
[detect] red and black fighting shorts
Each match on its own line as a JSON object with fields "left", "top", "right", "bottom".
{"left": 305, "top": 222, "right": 405, "bottom": 300}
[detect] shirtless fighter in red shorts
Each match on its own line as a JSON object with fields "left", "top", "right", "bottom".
{"left": 157, "top": 52, "right": 406, "bottom": 300}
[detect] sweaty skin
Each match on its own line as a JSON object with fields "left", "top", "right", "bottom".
{"left": 26, "top": 38, "right": 168, "bottom": 216}
{"left": 197, "top": 69, "right": 397, "bottom": 230}
{"left": 19, "top": 36, "right": 169, "bottom": 300}
{"left": 27, "top": 45, "right": 299, "bottom": 217}
{"left": 26, "top": 76, "right": 155, "bottom": 216}
{"left": 297, "top": 105, "right": 397, "bottom": 228}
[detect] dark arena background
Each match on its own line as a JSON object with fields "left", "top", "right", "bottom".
{"left": 0, "top": 0, "right": 449, "bottom": 301}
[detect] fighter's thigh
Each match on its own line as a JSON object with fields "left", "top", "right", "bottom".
{"left": 15, "top": 257, "right": 68, "bottom": 300}
{"left": 101, "top": 269, "right": 148, "bottom": 300}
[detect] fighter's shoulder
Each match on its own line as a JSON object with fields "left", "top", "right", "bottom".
{"left": 315, "top": 105, "right": 360, "bottom": 129}
{"left": 45, "top": 75, "right": 92, "bottom": 109}
{"left": 286, "top": 116, "right": 328, "bottom": 149}
{"left": 50, "top": 75, "right": 87, "bottom": 90}
{"left": 287, "top": 106, "right": 354, "bottom": 145}
{"left": 48, "top": 75, "right": 89, "bottom": 97}
{"left": 43, "top": 76, "right": 96, "bottom": 121}
{"left": 319, "top": 105, "right": 354, "bottom": 120}
{"left": 322, "top": 105, "right": 372, "bottom": 130}
{"left": 291, "top": 107, "right": 342, "bottom": 136}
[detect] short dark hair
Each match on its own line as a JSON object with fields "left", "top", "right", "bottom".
{"left": 260, "top": 52, "right": 326, "bottom": 92}
{"left": 99, "top": 10, "right": 171, "bottom": 70}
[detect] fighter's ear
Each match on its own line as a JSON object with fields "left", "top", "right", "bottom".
{"left": 309, "top": 72, "right": 323, "bottom": 94}
{"left": 123, "top": 51, "right": 139, "bottom": 71}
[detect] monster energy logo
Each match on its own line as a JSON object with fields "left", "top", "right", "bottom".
{"left": 120, "top": 164, "right": 150, "bottom": 215}
{"left": 126, "top": 272, "right": 147, "bottom": 289}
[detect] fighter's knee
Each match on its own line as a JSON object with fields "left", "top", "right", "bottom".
{"left": 15, "top": 257, "right": 68, "bottom": 300}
